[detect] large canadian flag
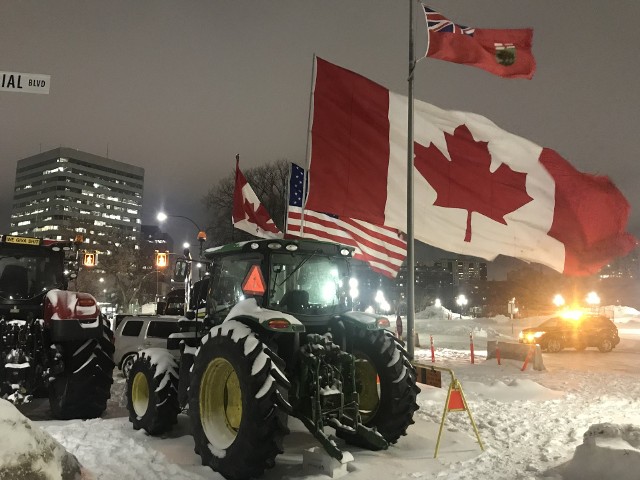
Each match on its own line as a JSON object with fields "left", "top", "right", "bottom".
{"left": 305, "top": 58, "right": 637, "bottom": 275}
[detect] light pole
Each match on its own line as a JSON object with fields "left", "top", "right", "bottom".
{"left": 552, "top": 294, "right": 565, "bottom": 308}
{"left": 508, "top": 297, "right": 516, "bottom": 334}
{"left": 157, "top": 212, "right": 207, "bottom": 257}
{"left": 586, "top": 291, "right": 600, "bottom": 314}
{"left": 434, "top": 298, "right": 443, "bottom": 320}
{"left": 456, "top": 294, "right": 468, "bottom": 319}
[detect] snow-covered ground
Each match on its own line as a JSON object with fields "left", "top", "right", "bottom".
{"left": 8, "top": 305, "right": 640, "bottom": 479}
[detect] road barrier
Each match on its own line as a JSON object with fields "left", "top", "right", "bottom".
{"left": 486, "top": 340, "right": 545, "bottom": 371}
{"left": 430, "top": 335, "right": 435, "bottom": 363}
{"left": 470, "top": 333, "right": 475, "bottom": 364}
{"left": 412, "top": 363, "right": 484, "bottom": 457}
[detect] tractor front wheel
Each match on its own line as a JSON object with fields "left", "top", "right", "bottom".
{"left": 126, "top": 349, "right": 180, "bottom": 435}
{"left": 189, "top": 320, "right": 290, "bottom": 480}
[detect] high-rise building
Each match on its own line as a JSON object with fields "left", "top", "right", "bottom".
{"left": 10, "top": 147, "right": 144, "bottom": 251}
{"left": 435, "top": 256, "right": 487, "bottom": 285}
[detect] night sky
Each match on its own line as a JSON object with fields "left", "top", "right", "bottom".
{"left": 1, "top": 1, "right": 638, "bottom": 275}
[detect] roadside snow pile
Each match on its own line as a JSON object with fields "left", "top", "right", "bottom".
{"left": 465, "top": 378, "right": 565, "bottom": 402}
{"left": 550, "top": 423, "right": 640, "bottom": 480}
{"left": 0, "top": 399, "right": 83, "bottom": 480}
{"left": 415, "top": 305, "right": 453, "bottom": 319}
{"left": 43, "top": 417, "right": 208, "bottom": 480}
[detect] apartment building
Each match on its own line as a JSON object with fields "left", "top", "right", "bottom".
{"left": 10, "top": 147, "right": 144, "bottom": 252}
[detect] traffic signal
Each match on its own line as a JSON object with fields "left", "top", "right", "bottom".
{"left": 156, "top": 251, "right": 168, "bottom": 268}
{"left": 82, "top": 252, "right": 96, "bottom": 267}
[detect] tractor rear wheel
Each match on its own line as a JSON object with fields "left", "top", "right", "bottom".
{"left": 343, "top": 329, "right": 419, "bottom": 446}
{"left": 189, "top": 320, "right": 290, "bottom": 480}
{"left": 126, "top": 349, "right": 180, "bottom": 435}
{"left": 49, "top": 323, "right": 115, "bottom": 420}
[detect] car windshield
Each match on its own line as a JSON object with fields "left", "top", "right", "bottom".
{"left": 268, "top": 252, "right": 350, "bottom": 315}
{"left": 0, "top": 247, "right": 64, "bottom": 300}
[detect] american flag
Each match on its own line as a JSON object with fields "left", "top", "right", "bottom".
{"left": 424, "top": 6, "right": 475, "bottom": 36}
{"left": 285, "top": 163, "right": 406, "bottom": 278}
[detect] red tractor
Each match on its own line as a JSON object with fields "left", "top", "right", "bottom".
{"left": 0, "top": 234, "right": 114, "bottom": 419}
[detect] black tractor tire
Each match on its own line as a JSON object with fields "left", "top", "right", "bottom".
{"left": 189, "top": 320, "right": 290, "bottom": 480}
{"left": 126, "top": 349, "right": 180, "bottom": 435}
{"left": 49, "top": 324, "right": 115, "bottom": 420}
{"left": 342, "top": 328, "right": 419, "bottom": 446}
{"left": 120, "top": 353, "right": 137, "bottom": 379}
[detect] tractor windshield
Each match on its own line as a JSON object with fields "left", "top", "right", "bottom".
{"left": 0, "top": 246, "right": 64, "bottom": 300}
{"left": 268, "top": 252, "right": 351, "bottom": 315}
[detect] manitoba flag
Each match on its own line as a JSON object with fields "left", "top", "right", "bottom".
{"left": 423, "top": 6, "right": 536, "bottom": 79}
{"left": 232, "top": 158, "right": 283, "bottom": 239}
{"left": 305, "top": 58, "right": 637, "bottom": 275}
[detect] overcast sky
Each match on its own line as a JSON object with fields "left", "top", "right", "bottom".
{"left": 1, "top": 0, "right": 638, "bottom": 275}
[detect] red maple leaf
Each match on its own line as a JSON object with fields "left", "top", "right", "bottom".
{"left": 414, "top": 124, "right": 532, "bottom": 242}
{"left": 242, "top": 199, "right": 280, "bottom": 234}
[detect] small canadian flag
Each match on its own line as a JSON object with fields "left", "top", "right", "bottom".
{"left": 232, "top": 156, "right": 282, "bottom": 239}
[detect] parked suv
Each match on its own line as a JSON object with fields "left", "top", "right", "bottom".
{"left": 519, "top": 314, "right": 620, "bottom": 353}
{"left": 115, "top": 316, "right": 180, "bottom": 377}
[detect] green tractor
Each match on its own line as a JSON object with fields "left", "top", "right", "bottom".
{"left": 125, "top": 238, "right": 419, "bottom": 479}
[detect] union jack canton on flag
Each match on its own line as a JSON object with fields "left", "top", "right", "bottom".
{"left": 424, "top": 6, "right": 475, "bottom": 35}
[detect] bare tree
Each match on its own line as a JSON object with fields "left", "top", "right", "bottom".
{"left": 92, "top": 234, "right": 159, "bottom": 312}
{"left": 202, "top": 159, "right": 291, "bottom": 246}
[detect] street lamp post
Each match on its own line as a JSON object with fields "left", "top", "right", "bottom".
{"left": 508, "top": 297, "right": 516, "bottom": 334}
{"left": 157, "top": 212, "right": 207, "bottom": 257}
{"left": 456, "top": 294, "right": 468, "bottom": 319}
{"left": 586, "top": 291, "right": 601, "bottom": 314}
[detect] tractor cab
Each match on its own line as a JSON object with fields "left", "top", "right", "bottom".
{"left": 0, "top": 235, "right": 74, "bottom": 315}
{"left": 202, "top": 239, "right": 355, "bottom": 326}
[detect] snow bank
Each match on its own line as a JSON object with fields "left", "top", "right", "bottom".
{"left": 551, "top": 423, "right": 640, "bottom": 480}
{"left": 0, "top": 399, "right": 83, "bottom": 480}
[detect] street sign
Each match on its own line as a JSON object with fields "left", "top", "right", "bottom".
{"left": 1, "top": 71, "right": 50, "bottom": 94}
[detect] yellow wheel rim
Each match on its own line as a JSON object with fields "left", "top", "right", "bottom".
{"left": 200, "top": 357, "right": 242, "bottom": 449}
{"left": 355, "top": 354, "right": 380, "bottom": 422}
{"left": 131, "top": 371, "right": 149, "bottom": 417}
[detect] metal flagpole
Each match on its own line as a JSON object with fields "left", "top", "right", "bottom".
{"left": 232, "top": 154, "right": 240, "bottom": 243}
{"left": 284, "top": 163, "right": 291, "bottom": 234}
{"left": 406, "top": 0, "right": 416, "bottom": 359}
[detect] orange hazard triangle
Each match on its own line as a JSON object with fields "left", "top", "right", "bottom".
{"left": 447, "top": 388, "right": 465, "bottom": 411}
{"left": 241, "top": 265, "right": 266, "bottom": 296}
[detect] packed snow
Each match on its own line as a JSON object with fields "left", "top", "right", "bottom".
{"left": 4, "top": 305, "right": 640, "bottom": 479}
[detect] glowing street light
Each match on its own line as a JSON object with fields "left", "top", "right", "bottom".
{"left": 586, "top": 291, "right": 601, "bottom": 314}
{"left": 157, "top": 211, "right": 207, "bottom": 257}
{"left": 552, "top": 294, "right": 565, "bottom": 308}
{"left": 456, "top": 294, "right": 468, "bottom": 319}
{"left": 586, "top": 291, "right": 600, "bottom": 306}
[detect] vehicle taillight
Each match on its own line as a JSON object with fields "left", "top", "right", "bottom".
{"left": 77, "top": 298, "right": 96, "bottom": 307}
{"left": 267, "top": 319, "right": 290, "bottom": 329}
{"left": 376, "top": 317, "right": 390, "bottom": 328}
